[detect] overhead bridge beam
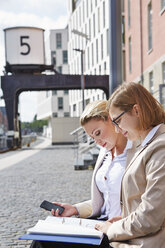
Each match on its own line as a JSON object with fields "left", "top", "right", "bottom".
{"left": 1, "top": 74, "right": 109, "bottom": 148}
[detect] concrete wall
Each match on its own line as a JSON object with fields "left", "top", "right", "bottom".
{"left": 51, "top": 117, "right": 80, "bottom": 144}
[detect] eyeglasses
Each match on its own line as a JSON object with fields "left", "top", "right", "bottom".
{"left": 112, "top": 110, "right": 128, "bottom": 127}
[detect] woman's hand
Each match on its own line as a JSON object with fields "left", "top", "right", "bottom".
{"left": 51, "top": 202, "right": 78, "bottom": 217}
{"left": 108, "top": 216, "right": 122, "bottom": 223}
{"left": 95, "top": 221, "right": 111, "bottom": 234}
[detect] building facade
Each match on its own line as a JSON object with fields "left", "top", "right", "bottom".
{"left": 37, "top": 0, "right": 165, "bottom": 141}
{"left": 124, "top": 0, "right": 165, "bottom": 106}
{"left": 67, "top": 0, "right": 108, "bottom": 117}
{"left": 37, "top": 27, "right": 70, "bottom": 138}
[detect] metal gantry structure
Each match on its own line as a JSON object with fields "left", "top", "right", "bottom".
{"left": 1, "top": 73, "right": 109, "bottom": 148}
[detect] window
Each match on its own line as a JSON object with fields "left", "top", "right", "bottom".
{"left": 58, "top": 66, "right": 62, "bottom": 73}
{"left": 86, "top": 99, "right": 90, "bottom": 105}
{"left": 107, "top": 28, "right": 109, "bottom": 55}
{"left": 148, "top": 2, "right": 153, "bottom": 51}
{"left": 96, "top": 39, "right": 98, "bottom": 63}
{"left": 85, "top": 24, "right": 87, "bottom": 44}
{"left": 162, "top": 62, "right": 165, "bottom": 83}
{"left": 52, "top": 112, "right": 58, "bottom": 118}
{"left": 101, "top": 34, "right": 103, "bottom": 59}
{"left": 103, "top": 1, "right": 105, "bottom": 28}
{"left": 93, "top": 13, "right": 95, "bottom": 37}
{"left": 122, "top": 16, "right": 125, "bottom": 46}
{"left": 86, "top": 0, "right": 88, "bottom": 18}
{"left": 149, "top": 71, "right": 154, "bottom": 94}
{"left": 52, "top": 90, "right": 57, "bottom": 95}
{"left": 161, "top": 0, "right": 165, "bottom": 10}
{"left": 98, "top": 7, "right": 100, "bottom": 33}
{"left": 76, "top": 11, "right": 78, "bottom": 29}
{"left": 88, "top": 47, "right": 90, "bottom": 69}
{"left": 73, "top": 104, "right": 76, "bottom": 112}
{"left": 89, "top": 19, "right": 91, "bottom": 37}
{"left": 129, "top": 37, "right": 132, "bottom": 73}
{"left": 58, "top": 97, "right": 63, "bottom": 110}
{"left": 99, "top": 65, "right": 101, "bottom": 75}
{"left": 77, "top": 57, "right": 79, "bottom": 73}
{"left": 160, "top": 85, "right": 165, "bottom": 107}
{"left": 46, "top": 91, "right": 51, "bottom": 98}
{"left": 51, "top": 51, "right": 56, "bottom": 65}
{"left": 83, "top": 1, "right": 85, "bottom": 22}
{"left": 63, "top": 50, "right": 68, "bottom": 64}
{"left": 128, "top": 0, "right": 131, "bottom": 28}
{"left": 104, "top": 62, "right": 106, "bottom": 74}
{"left": 64, "top": 90, "right": 69, "bottom": 95}
{"left": 64, "top": 112, "right": 70, "bottom": 117}
{"left": 72, "top": 0, "right": 76, "bottom": 11}
{"left": 92, "top": 43, "right": 94, "bottom": 66}
{"left": 56, "top": 33, "right": 62, "bottom": 49}
{"left": 79, "top": 6, "right": 81, "bottom": 26}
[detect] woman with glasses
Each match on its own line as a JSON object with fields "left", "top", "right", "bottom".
{"left": 95, "top": 82, "right": 165, "bottom": 248}
{"left": 30, "top": 100, "right": 131, "bottom": 248}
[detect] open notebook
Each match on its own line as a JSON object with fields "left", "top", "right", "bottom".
{"left": 27, "top": 216, "right": 103, "bottom": 238}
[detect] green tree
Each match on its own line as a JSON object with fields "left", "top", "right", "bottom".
{"left": 21, "top": 118, "right": 48, "bottom": 134}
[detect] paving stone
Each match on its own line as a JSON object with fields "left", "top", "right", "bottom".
{"left": 0, "top": 139, "right": 93, "bottom": 247}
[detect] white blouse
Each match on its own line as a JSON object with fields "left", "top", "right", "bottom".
{"left": 95, "top": 141, "right": 132, "bottom": 219}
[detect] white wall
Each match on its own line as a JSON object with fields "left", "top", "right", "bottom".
{"left": 51, "top": 117, "right": 80, "bottom": 143}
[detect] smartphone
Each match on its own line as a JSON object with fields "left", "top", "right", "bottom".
{"left": 40, "top": 200, "right": 65, "bottom": 215}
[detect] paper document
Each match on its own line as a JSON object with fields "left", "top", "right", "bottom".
{"left": 27, "top": 216, "right": 103, "bottom": 238}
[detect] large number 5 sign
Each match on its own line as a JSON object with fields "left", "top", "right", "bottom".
{"left": 20, "top": 36, "right": 31, "bottom": 55}
{"left": 4, "top": 27, "right": 45, "bottom": 65}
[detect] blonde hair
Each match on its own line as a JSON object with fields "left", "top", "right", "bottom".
{"left": 108, "top": 82, "right": 165, "bottom": 130}
{"left": 80, "top": 100, "right": 109, "bottom": 126}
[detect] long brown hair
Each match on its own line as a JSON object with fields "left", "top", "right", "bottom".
{"left": 107, "top": 82, "right": 165, "bottom": 130}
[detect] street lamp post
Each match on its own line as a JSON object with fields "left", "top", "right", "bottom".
{"left": 73, "top": 48, "right": 85, "bottom": 110}
{"left": 72, "top": 30, "right": 90, "bottom": 111}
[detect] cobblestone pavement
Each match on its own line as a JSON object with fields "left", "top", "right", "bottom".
{"left": 0, "top": 138, "right": 93, "bottom": 248}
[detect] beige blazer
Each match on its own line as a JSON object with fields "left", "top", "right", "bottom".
{"left": 74, "top": 147, "right": 107, "bottom": 218}
{"left": 108, "top": 124, "right": 165, "bottom": 248}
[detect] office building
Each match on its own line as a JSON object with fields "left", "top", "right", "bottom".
{"left": 37, "top": 27, "right": 76, "bottom": 140}
{"left": 124, "top": 0, "right": 165, "bottom": 107}
{"left": 67, "top": 0, "right": 108, "bottom": 116}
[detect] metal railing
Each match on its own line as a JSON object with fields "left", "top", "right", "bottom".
{"left": 0, "top": 136, "right": 7, "bottom": 151}
{"left": 21, "top": 133, "right": 37, "bottom": 147}
{"left": 0, "top": 133, "right": 37, "bottom": 152}
{"left": 70, "top": 126, "right": 98, "bottom": 169}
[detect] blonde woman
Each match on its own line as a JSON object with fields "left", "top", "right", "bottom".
{"left": 52, "top": 100, "right": 131, "bottom": 221}
{"left": 31, "top": 100, "right": 131, "bottom": 248}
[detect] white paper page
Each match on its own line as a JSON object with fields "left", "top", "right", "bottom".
{"left": 45, "top": 216, "right": 81, "bottom": 225}
{"left": 27, "top": 219, "right": 103, "bottom": 238}
{"left": 81, "top": 218, "right": 104, "bottom": 229}
{"left": 45, "top": 216, "right": 103, "bottom": 229}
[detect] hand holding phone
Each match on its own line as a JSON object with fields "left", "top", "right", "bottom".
{"left": 40, "top": 200, "right": 65, "bottom": 215}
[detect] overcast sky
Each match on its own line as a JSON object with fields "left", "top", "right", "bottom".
{"left": 0, "top": 0, "right": 68, "bottom": 122}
